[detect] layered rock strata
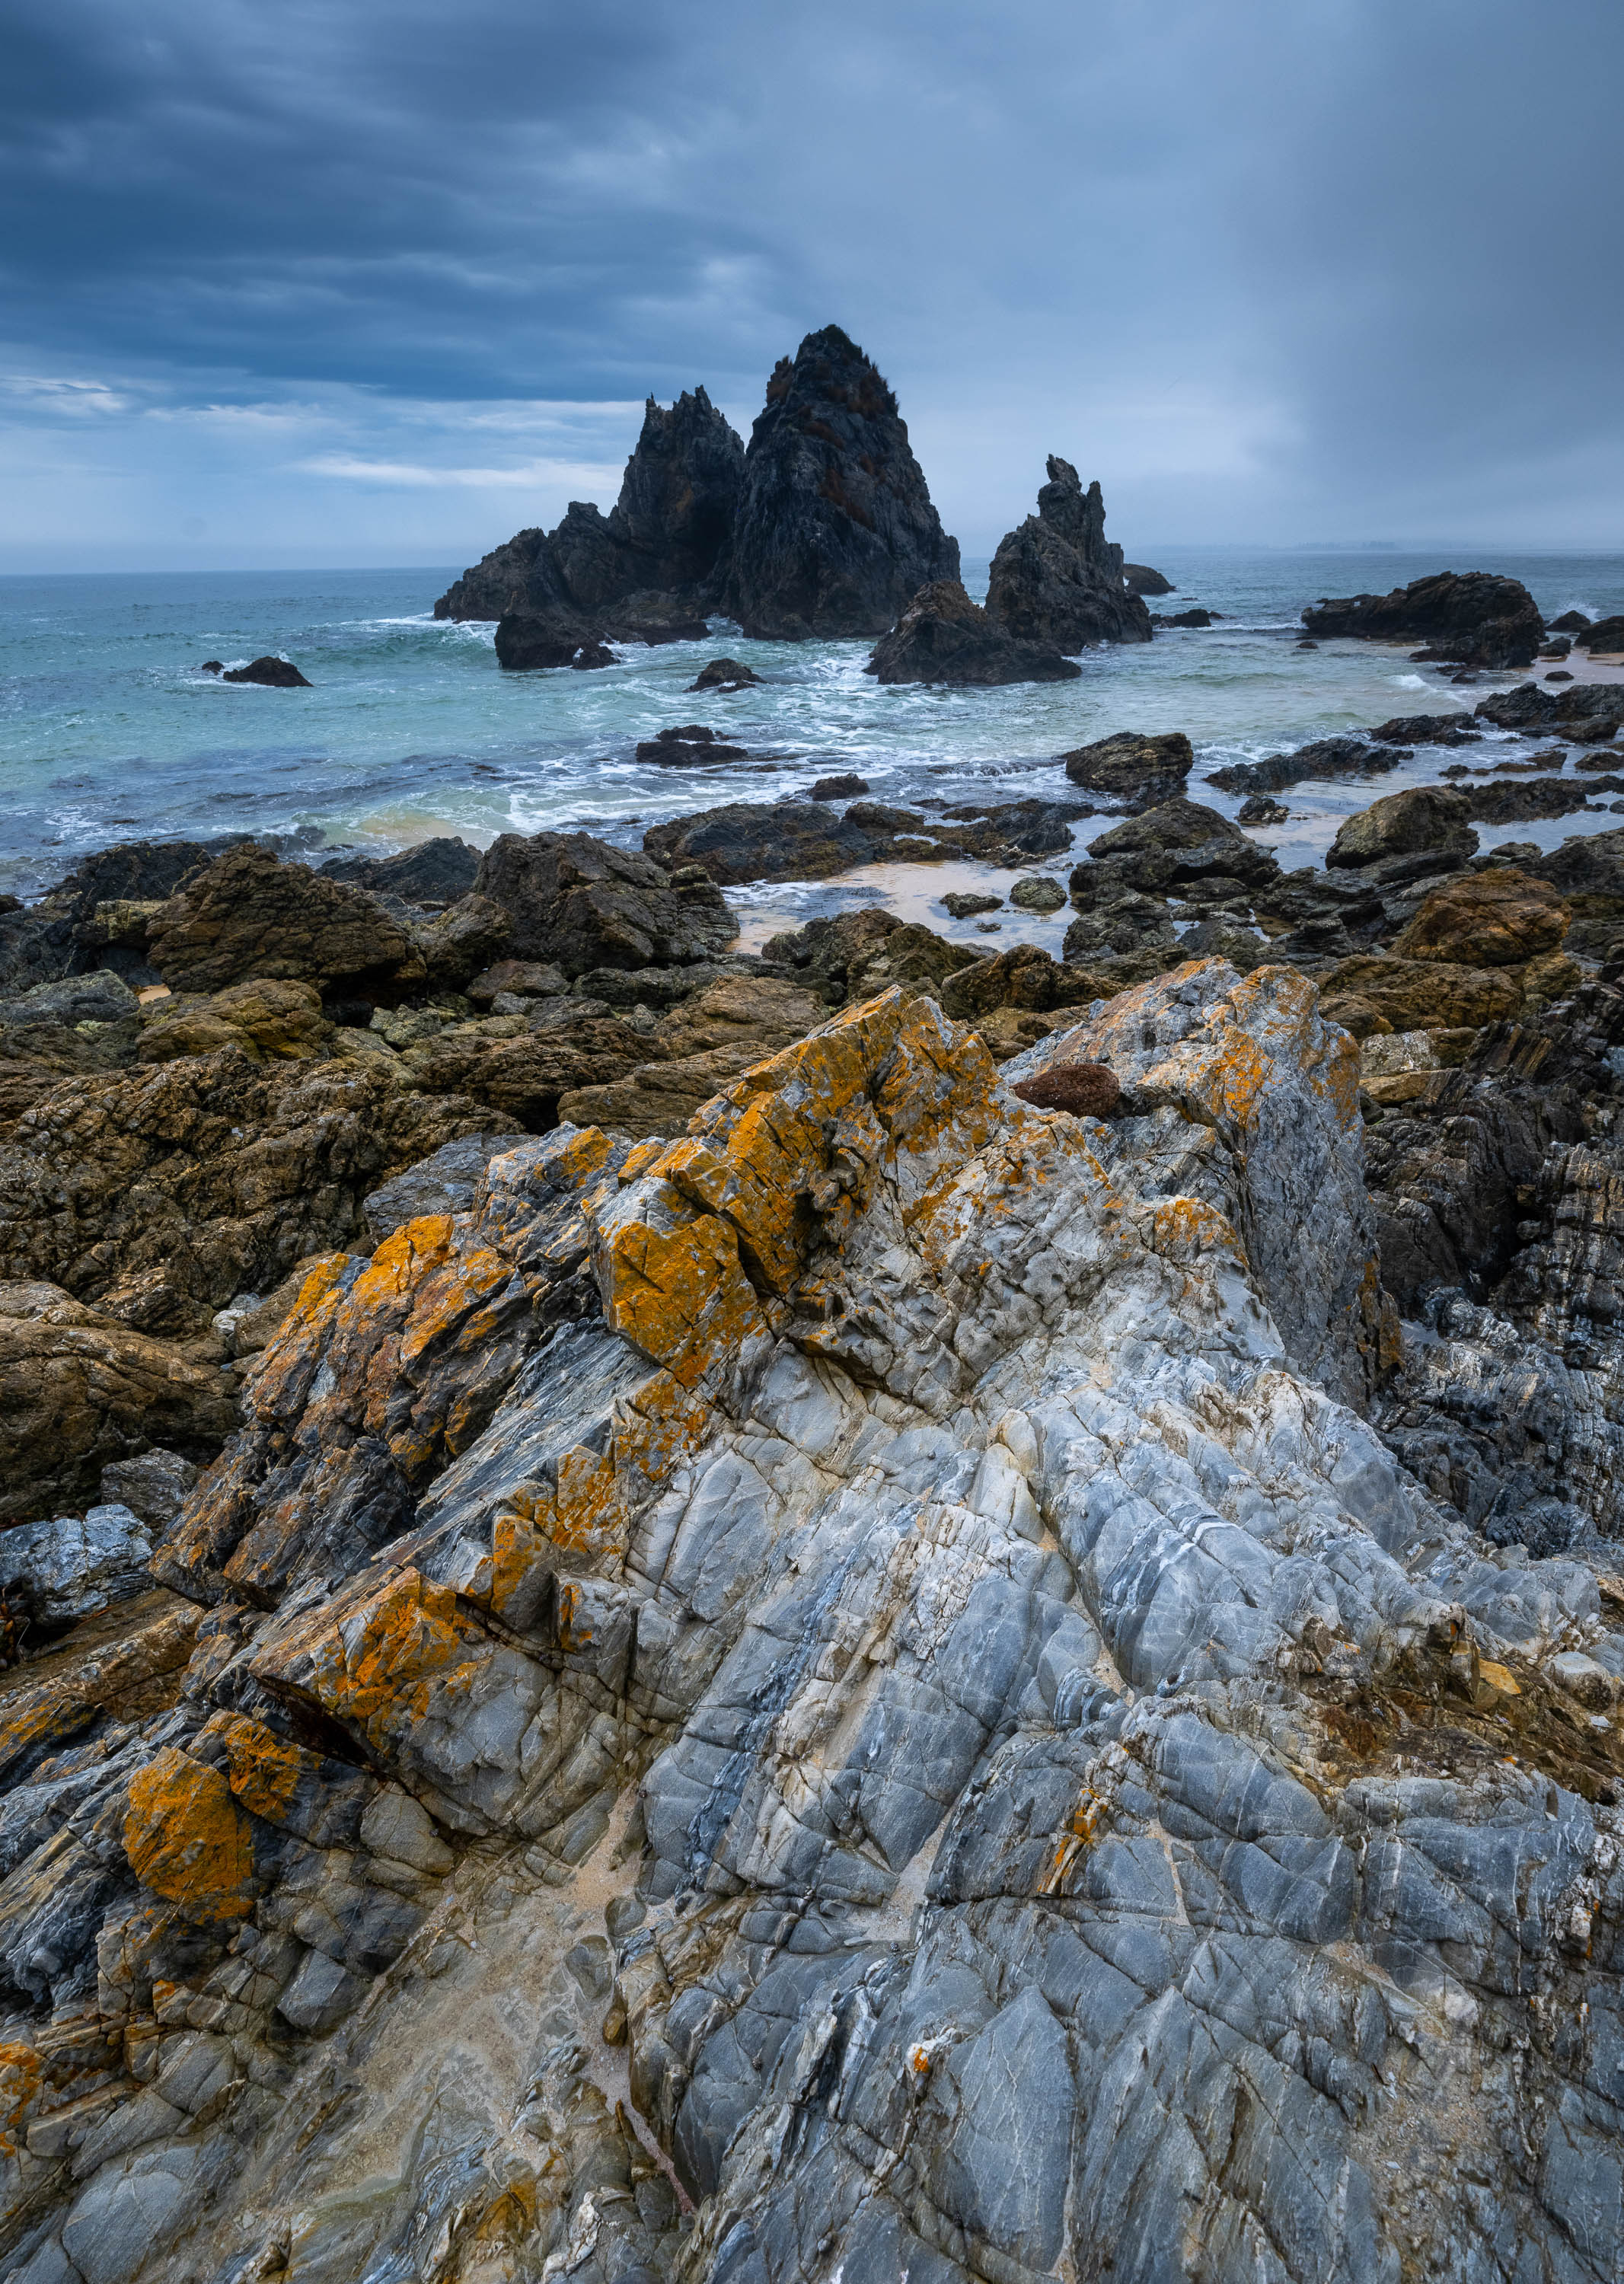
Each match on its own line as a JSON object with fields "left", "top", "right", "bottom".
{"left": 5, "top": 967, "right": 1624, "bottom": 2282}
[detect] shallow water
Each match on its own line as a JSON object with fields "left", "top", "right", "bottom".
{"left": 3, "top": 548, "right": 1622, "bottom": 952}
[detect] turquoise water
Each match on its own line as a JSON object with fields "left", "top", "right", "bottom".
{"left": 4, "top": 550, "right": 1622, "bottom": 946}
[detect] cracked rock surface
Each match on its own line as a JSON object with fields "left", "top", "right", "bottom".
{"left": 2, "top": 964, "right": 1623, "bottom": 2282}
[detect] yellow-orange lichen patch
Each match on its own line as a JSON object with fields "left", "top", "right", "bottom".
{"left": 1038, "top": 1785, "right": 1108, "bottom": 1898}
{"left": 1144, "top": 1195, "right": 1246, "bottom": 1271}
{"left": 598, "top": 1201, "right": 767, "bottom": 1386}
{"left": 614, "top": 1369, "right": 710, "bottom": 1490}
{"left": 555, "top": 1581, "right": 593, "bottom": 1654}
{"left": 202, "top": 1708, "right": 311, "bottom": 1829}
{"left": 125, "top": 1746, "right": 257, "bottom": 1924}
{"left": 258, "top": 1568, "right": 480, "bottom": 1756}
{"left": 0, "top": 2039, "right": 42, "bottom": 2155}
{"left": 353, "top": 1215, "right": 457, "bottom": 1307}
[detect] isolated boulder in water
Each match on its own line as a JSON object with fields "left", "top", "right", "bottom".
{"left": 1062, "top": 729, "right": 1193, "bottom": 809}
{"left": 984, "top": 455, "right": 1153, "bottom": 649}
{"left": 865, "top": 579, "right": 1081, "bottom": 686}
{"left": 435, "top": 388, "right": 745, "bottom": 625}
{"left": 633, "top": 725, "right": 750, "bottom": 767}
{"left": 723, "top": 324, "right": 960, "bottom": 639}
{"left": 688, "top": 656, "right": 760, "bottom": 692}
{"left": 473, "top": 830, "right": 737, "bottom": 974}
{"left": 1326, "top": 786, "right": 1479, "bottom": 870}
{"left": 148, "top": 844, "right": 423, "bottom": 997}
{"left": 1301, "top": 573, "right": 1545, "bottom": 668}
{"left": 221, "top": 656, "right": 311, "bottom": 687}
{"left": 1123, "top": 562, "right": 1174, "bottom": 595}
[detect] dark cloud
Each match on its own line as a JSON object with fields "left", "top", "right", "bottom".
{"left": 2, "top": 0, "right": 1621, "bottom": 561}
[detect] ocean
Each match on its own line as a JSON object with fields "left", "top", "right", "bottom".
{"left": 4, "top": 547, "right": 1622, "bottom": 956}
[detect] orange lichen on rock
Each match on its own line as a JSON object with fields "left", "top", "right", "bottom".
{"left": 0, "top": 2039, "right": 43, "bottom": 2155}
{"left": 1039, "top": 1785, "right": 1108, "bottom": 1897}
{"left": 1144, "top": 1195, "right": 1247, "bottom": 1271}
{"left": 596, "top": 1192, "right": 767, "bottom": 1387}
{"left": 254, "top": 1567, "right": 480, "bottom": 1755}
{"left": 203, "top": 1708, "right": 313, "bottom": 1827}
{"left": 124, "top": 1746, "right": 257, "bottom": 1924}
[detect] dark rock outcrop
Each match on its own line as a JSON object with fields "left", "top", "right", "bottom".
{"left": 492, "top": 616, "right": 616, "bottom": 671}
{"left": 722, "top": 326, "right": 959, "bottom": 639}
{"left": 219, "top": 656, "right": 311, "bottom": 687}
{"left": 1151, "top": 608, "right": 1217, "bottom": 628}
{"left": 865, "top": 579, "right": 1080, "bottom": 686}
{"left": 643, "top": 795, "right": 1088, "bottom": 887}
{"left": 1476, "top": 681, "right": 1624, "bottom": 734}
{"left": 1548, "top": 610, "right": 1592, "bottom": 634}
{"left": 633, "top": 725, "right": 750, "bottom": 769}
{"left": 984, "top": 456, "right": 1153, "bottom": 649}
{"left": 808, "top": 772, "right": 868, "bottom": 802}
{"left": 321, "top": 837, "right": 480, "bottom": 906}
{"left": 1062, "top": 730, "right": 1192, "bottom": 810}
{"left": 1368, "top": 713, "right": 1481, "bottom": 746}
{"left": 758, "top": 908, "right": 979, "bottom": 1005}
{"left": 472, "top": 831, "right": 737, "bottom": 975}
{"left": 148, "top": 846, "right": 423, "bottom": 999}
{"left": 1123, "top": 563, "right": 1174, "bottom": 595}
{"left": 436, "top": 388, "right": 744, "bottom": 633}
{"left": 1579, "top": 614, "right": 1624, "bottom": 653}
{"left": 1206, "top": 737, "right": 1409, "bottom": 798}
{"left": 688, "top": 657, "right": 760, "bottom": 692}
{"left": 1301, "top": 573, "right": 1545, "bottom": 668}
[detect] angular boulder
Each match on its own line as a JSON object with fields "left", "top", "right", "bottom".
{"left": 984, "top": 455, "right": 1153, "bottom": 649}
{"left": 473, "top": 830, "right": 737, "bottom": 973}
{"left": 148, "top": 845, "right": 423, "bottom": 997}
{"left": 1327, "top": 788, "right": 1478, "bottom": 871}
{"left": 722, "top": 325, "right": 960, "bottom": 639}
{"left": 220, "top": 656, "right": 311, "bottom": 687}
{"left": 1389, "top": 870, "right": 1571, "bottom": 968}
{"left": 865, "top": 579, "right": 1081, "bottom": 686}
{"left": 1123, "top": 562, "right": 1174, "bottom": 595}
{"left": 1062, "top": 729, "right": 1193, "bottom": 809}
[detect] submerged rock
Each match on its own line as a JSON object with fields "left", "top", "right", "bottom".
{"left": 723, "top": 324, "right": 960, "bottom": 639}
{"left": 633, "top": 724, "right": 751, "bottom": 768}
{"left": 1205, "top": 735, "right": 1409, "bottom": 797}
{"left": 984, "top": 455, "right": 1153, "bottom": 649}
{"left": 865, "top": 578, "right": 1081, "bottom": 685}
{"left": 1301, "top": 571, "right": 1545, "bottom": 668}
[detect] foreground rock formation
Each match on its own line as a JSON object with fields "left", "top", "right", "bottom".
{"left": 6, "top": 952, "right": 1624, "bottom": 2282}
{"left": 984, "top": 456, "right": 1153, "bottom": 650}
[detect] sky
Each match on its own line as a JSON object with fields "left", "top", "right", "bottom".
{"left": 2, "top": 0, "right": 1621, "bottom": 572}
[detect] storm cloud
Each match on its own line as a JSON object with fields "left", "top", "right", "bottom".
{"left": 2, "top": 0, "right": 1620, "bottom": 567}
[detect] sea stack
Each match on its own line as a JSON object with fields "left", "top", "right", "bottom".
{"left": 722, "top": 325, "right": 961, "bottom": 640}
{"left": 984, "top": 455, "right": 1153, "bottom": 649}
{"left": 436, "top": 386, "right": 745, "bottom": 659}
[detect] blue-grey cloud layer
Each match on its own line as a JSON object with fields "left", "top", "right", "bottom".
{"left": 3, "top": 0, "right": 1622, "bottom": 565}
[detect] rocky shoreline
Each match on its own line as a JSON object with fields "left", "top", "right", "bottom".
{"left": 5, "top": 650, "right": 1624, "bottom": 2278}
